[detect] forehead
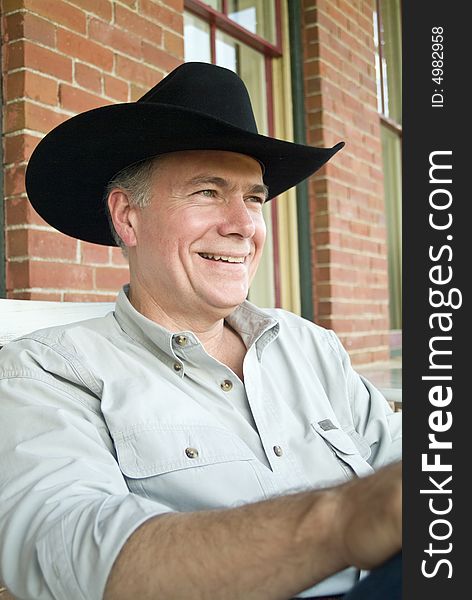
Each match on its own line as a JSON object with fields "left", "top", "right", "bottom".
{"left": 155, "top": 150, "right": 264, "bottom": 183}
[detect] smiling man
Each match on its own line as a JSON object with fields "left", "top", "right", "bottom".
{"left": 113, "top": 151, "right": 267, "bottom": 328}
{"left": 108, "top": 151, "right": 267, "bottom": 381}
{"left": 0, "top": 63, "right": 402, "bottom": 600}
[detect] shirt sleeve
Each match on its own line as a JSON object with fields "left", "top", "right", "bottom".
{"left": 0, "top": 340, "right": 172, "bottom": 600}
{"left": 326, "top": 329, "right": 402, "bottom": 468}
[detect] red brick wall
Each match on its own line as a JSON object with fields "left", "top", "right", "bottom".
{"left": 1, "top": 0, "right": 184, "bottom": 301}
{"left": 302, "top": 0, "right": 390, "bottom": 365}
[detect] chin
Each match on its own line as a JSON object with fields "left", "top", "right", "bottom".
{"left": 204, "top": 283, "right": 248, "bottom": 306}
{"left": 207, "top": 293, "right": 247, "bottom": 313}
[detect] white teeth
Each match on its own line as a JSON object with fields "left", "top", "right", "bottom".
{"left": 200, "top": 253, "right": 245, "bottom": 263}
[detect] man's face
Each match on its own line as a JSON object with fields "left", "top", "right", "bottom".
{"left": 128, "top": 150, "right": 267, "bottom": 321}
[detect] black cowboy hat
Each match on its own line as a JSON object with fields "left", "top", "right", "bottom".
{"left": 25, "top": 62, "right": 344, "bottom": 246}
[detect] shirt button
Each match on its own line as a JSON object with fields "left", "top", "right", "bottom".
{"left": 173, "top": 362, "right": 182, "bottom": 372}
{"left": 273, "top": 445, "right": 283, "bottom": 457}
{"left": 175, "top": 335, "right": 188, "bottom": 347}
{"left": 220, "top": 379, "right": 233, "bottom": 392}
{"left": 185, "top": 447, "right": 199, "bottom": 459}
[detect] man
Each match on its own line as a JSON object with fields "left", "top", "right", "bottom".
{"left": 0, "top": 62, "right": 401, "bottom": 600}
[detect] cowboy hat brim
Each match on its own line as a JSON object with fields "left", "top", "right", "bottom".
{"left": 25, "top": 102, "right": 344, "bottom": 246}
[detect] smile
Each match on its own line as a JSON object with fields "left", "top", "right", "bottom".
{"left": 199, "top": 253, "right": 246, "bottom": 263}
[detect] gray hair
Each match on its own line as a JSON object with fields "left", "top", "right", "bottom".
{"left": 104, "top": 156, "right": 162, "bottom": 249}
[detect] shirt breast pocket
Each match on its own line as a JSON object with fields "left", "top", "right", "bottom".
{"left": 311, "top": 420, "right": 374, "bottom": 478}
{"left": 112, "top": 424, "right": 265, "bottom": 511}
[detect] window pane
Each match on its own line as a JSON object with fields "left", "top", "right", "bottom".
{"left": 381, "top": 126, "right": 402, "bottom": 330}
{"left": 247, "top": 202, "right": 276, "bottom": 308}
{"left": 227, "top": 0, "right": 276, "bottom": 44}
{"left": 373, "top": 0, "right": 402, "bottom": 122}
{"left": 184, "top": 12, "right": 211, "bottom": 63}
{"left": 215, "top": 31, "right": 268, "bottom": 135}
{"left": 202, "top": 0, "right": 222, "bottom": 10}
{"left": 380, "top": 0, "right": 402, "bottom": 123}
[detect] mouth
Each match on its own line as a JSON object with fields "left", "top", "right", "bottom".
{"left": 198, "top": 252, "right": 246, "bottom": 264}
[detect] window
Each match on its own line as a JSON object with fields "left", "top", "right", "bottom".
{"left": 184, "top": 0, "right": 301, "bottom": 311}
{"left": 374, "top": 0, "right": 402, "bottom": 335}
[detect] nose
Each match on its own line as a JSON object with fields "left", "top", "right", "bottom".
{"left": 218, "top": 197, "right": 257, "bottom": 239}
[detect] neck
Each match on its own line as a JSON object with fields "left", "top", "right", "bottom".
{"left": 128, "top": 282, "right": 229, "bottom": 346}
{"left": 127, "top": 282, "right": 247, "bottom": 379}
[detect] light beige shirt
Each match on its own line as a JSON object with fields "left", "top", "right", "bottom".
{"left": 0, "top": 287, "right": 401, "bottom": 600}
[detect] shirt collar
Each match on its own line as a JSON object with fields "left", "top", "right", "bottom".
{"left": 114, "top": 285, "right": 279, "bottom": 363}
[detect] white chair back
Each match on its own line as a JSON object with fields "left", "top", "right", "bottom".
{"left": 0, "top": 299, "right": 114, "bottom": 347}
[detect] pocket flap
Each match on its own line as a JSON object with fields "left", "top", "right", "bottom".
{"left": 312, "top": 421, "right": 360, "bottom": 455}
{"left": 113, "top": 425, "right": 255, "bottom": 478}
{"left": 311, "top": 420, "right": 374, "bottom": 477}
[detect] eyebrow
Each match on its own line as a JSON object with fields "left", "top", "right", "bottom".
{"left": 185, "top": 175, "right": 269, "bottom": 200}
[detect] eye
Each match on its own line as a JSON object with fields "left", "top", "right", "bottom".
{"left": 246, "top": 196, "right": 265, "bottom": 205}
{"left": 199, "top": 189, "right": 217, "bottom": 197}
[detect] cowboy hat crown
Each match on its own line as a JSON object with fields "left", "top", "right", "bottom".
{"left": 25, "top": 62, "right": 343, "bottom": 246}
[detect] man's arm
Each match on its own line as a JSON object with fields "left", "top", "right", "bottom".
{"left": 105, "top": 461, "right": 402, "bottom": 600}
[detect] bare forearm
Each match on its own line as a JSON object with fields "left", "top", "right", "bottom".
{"left": 105, "top": 491, "right": 341, "bottom": 600}
{"left": 105, "top": 462, "right": 402, "bottom": 600}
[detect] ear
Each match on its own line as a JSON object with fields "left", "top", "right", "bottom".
{"left": 107, "top": 190, "right": 139, "bottom": 247}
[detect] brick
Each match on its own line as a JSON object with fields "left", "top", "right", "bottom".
{"left": 6, "top": 228, "right": 28, "bottom": 257}
{"left": 163, "top": 30, "right": 184, "bottom": 58}
{"left": 5, "top": 197, "right": 29, "bottom": 227}
{"left": 66, "top": 0, "right": 112, "bottom": 21}
{"left": 2, "top": 12, "right": 25, "bottom": 44}
{"left": 26, "top": 71, "right": 59, "bottom": 105}
{"left": 111, "top": 247, "right": 129, "bottom": 266}
{"left": 57, "top": 28, "right": 114, "bottom": 71}
{"left": 4, "top": 164, "right": 27, "bottom": 197}
{"left": 75, "top": 62, "right": 102, "bottom": 94}
{"left": 328, "top": 316, "right": 390, "bottom": 335}
{"left": 4, "top": 133, "right": 41, "bottom": 165}
{"left": 114, "top": 4, "right": 163, "bottom": 46}
{"left": 342, "top": 333, "right": 387, "bottom": 353}
{"left": 6, "top": 228, "right": 78, "bottom": 260}
{"left": 1, "top": 0, "right": 23, "bottom": 13}
{"left": 24, "top": 11, "right": 56, "bottom": 47}
{"left": 88, "top": 18, "right": 142, "bottom": 59}
{"left": 4, "top": 134, "right": 25, "bottom": 165}
{"left": 350, "top": 348, "right": 390, "bottom": 367}
{"left": 141, "top": 42, "right": 181, "bottom": 72}
{"left": 6, "top": 260, "right": 30, "bottom": 290}
{"left": 161, "top": 0, "right": 184, "bottom": 12}
{"left": 63, "top": 292, "right": 117, "bottom": 302}
{"left": 129, "top": 82, "right": 152, "bottom": 101}
{"left": 80, "top": 242, "right": 110, "bottom": 265}
{"left": 140, "top": 0, "right": 183, "bottom": 34}
{"left": 104, "top": 75, "right": 129, "bottom": 101}
{"left": 29, "top": 229, "right": 79, "bottom": 260}
{"left": 6, "top": 40, "right": 73, "bottom": 81}
{"left": 9, "top": 291, "right": 63, "bottom": 301}
{"left": 115, "top": 54, "right": 162, "bottom": 88}
{"left": 29, "top": 261, "right": 94, "bottom": 289}
{"left": 5, "top": 100, "right": 69, "bottom": 134}
{"left": 5, "top": 70, "right": 58, "bottom": 106}
{"left": 23, "top": 0, "right": 86, "bottom": 34}
{"left": 59, "top": 83, "right": 108, "bottom": 113}
{"left": 95, "top": 266, "right": 130, "bottom": 291}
